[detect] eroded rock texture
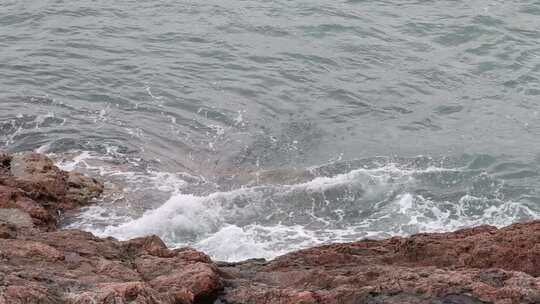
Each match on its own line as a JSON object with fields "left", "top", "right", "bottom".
{"left": 0, "top": 230, "right": 222, "bottom": 304}
{"left": 1, "top": 151, "right": 539, "bottom": 304}
{"left": 0, "top": 152, "right": 103, "bottom": 230}
{"left": 0, "top": 152, "right": 221, "bottom": 303}
{"left": 219, "top": 223, "right": 540, "bottom": 304}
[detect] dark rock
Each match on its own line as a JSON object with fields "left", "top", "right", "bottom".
{"left": 0, "top": 151, "right": 11, "bottom": 174}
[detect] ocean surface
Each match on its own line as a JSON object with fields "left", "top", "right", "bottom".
{"left": 2, "top": 0, "right": 540, "bottom": 261}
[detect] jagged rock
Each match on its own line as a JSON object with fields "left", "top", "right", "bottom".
{"left": 0, "top": 152, "right": 223, "bottom": 303}
{"left": 2, "top": 151, "right": 540, "bottom": 304}
{"left": 9, "top": 152, "right": 70, "bottom": 202}
{"left": 7, "top": 153, "right": 103, "bottom": 209}
{"left": 0, "top": 184, "right": 55, "bottom": 229}
{"left": 65, "top": 171, "right": 104, "bottom": 205}
{"left": 0, "top": 153, "right": 103, "bottom": 230}
{"left": 0, "top": 231, "right": 223, "bottom": 304}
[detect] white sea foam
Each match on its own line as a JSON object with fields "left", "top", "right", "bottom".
{"left": 55, "top": 150, "right": 190, "bottom": 192}
{"left": 62, "top": 153, "right": 540, "bottom": 262}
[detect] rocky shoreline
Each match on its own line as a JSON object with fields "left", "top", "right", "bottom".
{"left": 1, "top": 152, "right": 539, "bottom": 304}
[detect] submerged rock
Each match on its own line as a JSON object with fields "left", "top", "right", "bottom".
{"left": 1, "top": 150, "right": 540, "bottom": 303}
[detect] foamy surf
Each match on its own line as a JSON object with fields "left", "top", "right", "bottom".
{"left": 58, "top": 151, "right": 540, "bottom": 262}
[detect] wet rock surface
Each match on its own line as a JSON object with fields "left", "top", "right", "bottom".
{"left": 1, "top": 151, "right": 540, "bottom": 304}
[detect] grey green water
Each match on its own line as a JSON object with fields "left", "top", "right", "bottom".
{"left": 2, "top": 0, "right": 540, "bottom": 261}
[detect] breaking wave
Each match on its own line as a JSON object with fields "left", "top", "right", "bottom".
{"left": 61, "top": 151, "right": 540, "bottom": 261}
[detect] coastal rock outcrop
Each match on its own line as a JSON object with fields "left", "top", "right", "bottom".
{"left": 0, "top": 229, "right": 222, "bottom": 304}
{"left": 218, "top": 223, "right": 540, "bottom": 303}
{"left": 0, "top": 152, "right": 103, "bottom": 230}
{"left": 1, "top": 151, "right": 540, "bottom": 304}
{"left": 0, "top": 152, "right": 222, "bottom": 303}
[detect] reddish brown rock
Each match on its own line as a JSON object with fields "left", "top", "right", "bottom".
{"left": 0, "top": 184, "right": 55, "bottom": 229}
{"left": 0, "top": 152, "right": 103, "bottom": 230}
{"left": 2, "top": 150, "right": 540, "bottom": 304}
{"left": 218, "top": 222, "right": 540, "bottom": 304}
{"left": 0, "top": 152, "right": 222, "bottom": 303}
{"left": 0, "top": 230, "right": 223, "bottom": 304}
{"left": 262, "top": 223, "right": 540, "bottom": 276}
{"left": 7, "top": 153, "right": 104, "bottom": 209}
{"left": 9, "top": 152, "right": 70, "bottom": 202}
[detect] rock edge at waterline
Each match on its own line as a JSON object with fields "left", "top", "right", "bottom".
{"left": 0, "top": 151, "right": 539, "bottom": 304}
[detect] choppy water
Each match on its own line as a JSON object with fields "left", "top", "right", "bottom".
{"left": 2, "top": 0, "right": 540, "bottom": 261}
